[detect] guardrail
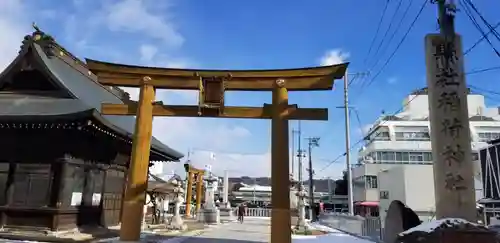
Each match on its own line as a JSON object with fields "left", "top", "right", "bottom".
{"left": 319, "top": 212, "right": 383, "bottom": 241}
{"left": 231, "top": 207, "right": 272, "bottom": 217}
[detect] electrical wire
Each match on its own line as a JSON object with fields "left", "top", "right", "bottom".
{"left": 351, "top": 108, "right": 366, "bottom": 138}
{"left": 364, "top": 0, "right": 392, "bottom": 65}
{"left": 354, "top": 0, "right": 415, "bottom": 91}
{"left": 462, "top": 0, "right": 500, "bottom": 43}
{"left": 468, "top": 85, "right": 500, "bottom": 103}
{"left": 468, "top": 84, "right": 500, "bottom": 97}
{"left": 320, "top": 63, "right": 500, "bottom": 173}
{"left": 459, "top": 0, "right": 500, "bottom": 58}
{"left": 464, "top": 21, "right": 500, "bottom": 56}
{"left": 370, "top": 0, "right": 405, "bottom": 66}
{"left": 358, "top": 0, "right": 429, "bottom": 94}
{"left": 319, "top": 94, "right": 421, "bottom": 172}
{"left": 466, "top": 65, "right": 500, "bottom": 75}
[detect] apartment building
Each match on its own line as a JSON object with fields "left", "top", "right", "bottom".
{"left": 353, "top": 88, "right": 500, "bottom": 217}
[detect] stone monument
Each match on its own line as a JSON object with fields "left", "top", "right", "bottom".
{"left": 197, "top": 173, "right": 220, "bottom": 224}
{"left": 219, "top": 170, "right": 235, "bottom": 221}
{"left": 167, "top": 179, "right": 187, "bottom": 230}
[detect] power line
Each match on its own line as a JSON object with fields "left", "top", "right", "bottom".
{"left": 462, "top": 0, "right": 500, "bottom": 42}
{"left": 370, "top": 0, "right": 405, "bottom": 66}
{"left": 468, "top": 85, "right": 500, "bottom": 103}
{"left": 351, "top": 108, "right": 366, "bottom": 138}
{"left": 322, "top": 61, "right": 500, "bottom": 173}
{"left": 364, "top": 0, "right": 392, "bottom": 65}
{"left": 463, "top": 21, "right": 500, "bottom": 55}
{"left": 459, "top": 0, "right": 500, "bottom": 58}
{"left": 468, "top": 84, "right": 500, "bottom": 97}
{"left": 355, "top": 0, "right": 415, "bottom": 90}
{"left": 319, "top": 94, "right": 421, "bottom": 172}
{"left": 371, "top": 0, "right": 415, "bottom": 70}
{"left": 358, "top": 0, "right": 429, "bottom": 94}
{"left": 466, "top": 65, "right": 500, "bottom": 75}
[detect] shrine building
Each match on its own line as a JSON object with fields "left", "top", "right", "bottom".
{"left": 0, "top": 29, "right": 183, "bottom": 231}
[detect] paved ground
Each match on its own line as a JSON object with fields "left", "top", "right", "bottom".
{"left": 179, "top": 218, "right": 270, "bottom": 243}
{"left": 0, "top": 217, "right": 376, "bottom": 242}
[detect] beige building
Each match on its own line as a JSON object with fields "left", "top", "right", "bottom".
{"left": 353, "top": 89, "right": 499, "bottom": 217}
{"left": 378, "top": 165, "right": 436, "bottom": 225}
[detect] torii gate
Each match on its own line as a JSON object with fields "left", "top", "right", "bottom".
{"left": 183, "top": 163, "right": 205, "bottom": 216}
{"left": 86, "top": 59, "right": 348, "bottom": 243}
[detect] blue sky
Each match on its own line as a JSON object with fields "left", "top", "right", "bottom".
{"left": 1, "top": 0, "right": 499, "bottom": 178}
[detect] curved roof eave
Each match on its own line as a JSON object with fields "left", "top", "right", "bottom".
{"left": 28, "top": 43, "right": 183, "bottom": 161}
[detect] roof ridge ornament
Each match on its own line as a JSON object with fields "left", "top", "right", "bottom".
{"left": 20, "top": 22, "right": 56, "bottom": 56}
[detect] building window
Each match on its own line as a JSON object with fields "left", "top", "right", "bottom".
{"left": 369, "top": 151, "right": 432, "bottom": 164}
{"left": 372, "top": 131, "right": 391, "bottom": 141}
{"left": 365, "top": 126, "right": 391, "bottom": 142}
{"left": 365, "top": 176, "right": 378, "bottom": 189}
{"left": 395, "top": 131, "right": 430, "bottom": 141}
{"left": 472, "top": 152, "right": 479, "bottom": 161}
{"left": 380, "top": 190, "right": 389, "bottom": 199}
{"left": 409, "top": 152, "right": 424, "bottom": 162}
{"left": 478, "top": 132, "right": 500, "bottom": 142}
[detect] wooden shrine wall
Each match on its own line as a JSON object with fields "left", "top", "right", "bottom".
{"left": 0, "top": 127, "right": 128, "bottom": 230}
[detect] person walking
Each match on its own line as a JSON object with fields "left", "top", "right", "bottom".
{"left": 237, "top": 203, "right": 246, "bottom": 223}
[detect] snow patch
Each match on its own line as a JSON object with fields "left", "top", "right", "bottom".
{"left": 292, "top": 233, "right": 375, "bottom": 242}
{"left": 308, "top": 222, "right": 342, "bottom": 233}
{"left": 400, "top": 218, "right": 481, "bottom": 236}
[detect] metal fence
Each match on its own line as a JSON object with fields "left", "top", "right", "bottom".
{"left": 319, "top": 212, "right": 383, "bottom": 241}
{"left": 232, "top": 207, "right": 272, "bottom": 217}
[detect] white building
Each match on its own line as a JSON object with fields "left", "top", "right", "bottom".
{"left": 353, "top": 88, "right": 500, "bottom": 218}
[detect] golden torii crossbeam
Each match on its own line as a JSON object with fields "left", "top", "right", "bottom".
{"left": 101, "top": 103, "right": 328, "bottom": 120}
{"left": 85, "top": 58, "right": 348, "bottom": 243}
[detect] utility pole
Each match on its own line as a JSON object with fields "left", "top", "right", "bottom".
{"left": 306, "top": 137, "right": 320, "bottom": 221}
{"left": 343, "top": 70, "right": 353, "bottom": 216}
{"left": 291, "top": 123, "right": 300, "bottom": 180}
{"left": 295, "top": 121, "right": 307, "bottom": 228}
{"left": 326, "top": 176, "right": 332, "bottom": 203}
{"left": 297, "top": 121, "right": 304, "bottom": 186}
{"left": 426, "top": 0, "right": 476, "bottom": 221}
{"left": 336, "top": 70, "right": 368, "bottom": 215}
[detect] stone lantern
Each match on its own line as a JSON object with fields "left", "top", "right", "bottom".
{"left": 197, "top": 173, "right": 221, "bottom": 224}
{"left": 168, "top": 179, "right": 187, "bottom": 230}
{"left": 294, "top": 184, "right": 308, "bottom": 231}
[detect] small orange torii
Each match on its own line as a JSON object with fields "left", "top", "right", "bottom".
{"left": 183, "top": 163, "right": 205, "bottom": 216}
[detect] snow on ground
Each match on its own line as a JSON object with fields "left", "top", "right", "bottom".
{"left": 291, "top": 222, "right": 375, "bottom": 243}
{"left": 399, "top": 218, "right": 481, "bottom": 236}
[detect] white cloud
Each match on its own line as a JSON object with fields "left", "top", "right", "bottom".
{"left": 103, "top": 0, "right": 184, "bottom": 48}
{"left": 0, "top": 1, "right": 272, "bottom": 179}
{"left": 139, "top": 44, "right": 158, "bottom": 63}
{"left": 121, "top": 88, "right": 263, "bottom": 177}
{"left": 0, "top": 0, "right": 30, "bottom": 70}
{"left": 319, "top": 49, "right": 350, "bottom": 66}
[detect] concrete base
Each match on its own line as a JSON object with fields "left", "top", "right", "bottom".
{"left": 219, "top": 207, "right": 235, "bottom": 221}
{"left": 293, "top": 224, "right": 309, "bottom": 232}
{"left": 197, "top": 208, "right": 220, "bottom": 225}
{"left": 167, "top": 215, "right": 187, "bottom": 231}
